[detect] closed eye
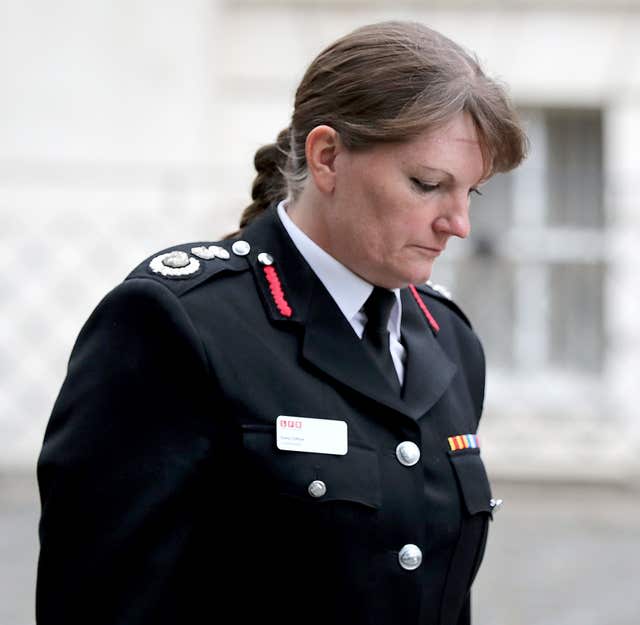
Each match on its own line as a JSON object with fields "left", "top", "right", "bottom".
{"left": 410, "top": 177, "right": 439, "bottom": 193}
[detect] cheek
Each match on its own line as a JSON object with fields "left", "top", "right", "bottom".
{"left": 344, "top": 183, "right": 389, "bottom": 238}
{"left": 342, "top": 169, "right": 423, "bottom": 252}
{"left": 378, "top": 201, "right": 428, "bottom": 248}
{"left": 367, "top": 181, "right": 409, "bottom": 226}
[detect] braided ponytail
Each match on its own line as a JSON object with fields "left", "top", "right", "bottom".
{"left": 237, "top": 127, "right": 291, "bottom": 230}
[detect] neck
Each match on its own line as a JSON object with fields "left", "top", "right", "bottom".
{"left": 285, "top": 189, "right": 334, "bottom": 254}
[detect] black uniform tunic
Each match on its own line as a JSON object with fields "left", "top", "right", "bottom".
{"left": 37, "top": 206, "right": 493, "bottom": 625}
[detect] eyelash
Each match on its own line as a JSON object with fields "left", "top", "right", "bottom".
{"left": 410, "top": 177, "right": 483, "bottom": 197}
{"left": 411, "top": 178, "right": 438, "bottom": 193}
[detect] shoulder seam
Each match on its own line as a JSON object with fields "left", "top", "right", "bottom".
{"left": 414, "top": 283, "right": 472, "bottom": 329}
{"left": 122, "top": 276, "right": 213, "bottom": 378}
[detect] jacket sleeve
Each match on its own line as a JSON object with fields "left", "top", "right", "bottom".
{"left": 36, "top": 278, "right": 216, "bottom": 625}
{"left": 465, "top": 329, "right": 486, "bottom": 425}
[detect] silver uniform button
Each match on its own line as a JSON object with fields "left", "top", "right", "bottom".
{"left": 490, "top": 498, "right": 503, "bottom": 512}
{"left": 396, "top": 441, "right": 420, "bottom": 467}
{"left": 162, "top": 250, "right": 190, "bottom": 268}
{"left": 257, "top": 252, "right": 274, "bottom": 266}
{"left": 398, "top": 544, "right": 422, "bottom": 571}
{"left": 308, "top": 480, "right": 327, "bottom": 498}
{"left": 426, "top": 280, "right": 453, "bottom": 300}
{"left": 231, "top": 240, "right": 251, "bottom": 256}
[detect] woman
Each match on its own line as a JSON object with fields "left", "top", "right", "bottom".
{"left": 37, "top": 21, "right": 526, "bottom": 625}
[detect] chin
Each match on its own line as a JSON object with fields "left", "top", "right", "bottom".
{"left": 363, "top": 258, "right": 435, "bottom": 289}
{"left": 379, "top": 266, "right": 433, "bottom": 290}
{"left": 406, "top": 263, "right": 434, "bottom": 286}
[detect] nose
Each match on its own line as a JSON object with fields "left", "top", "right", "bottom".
{"left": 433, "top": 193, "right": 471, "bottom": 239}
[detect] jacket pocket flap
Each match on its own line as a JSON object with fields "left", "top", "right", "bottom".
{"left": 242, "top": 427, "right": 381, "bottom": 509}
{"left": 448, "top": 449, "right": 493, "bottom": 515}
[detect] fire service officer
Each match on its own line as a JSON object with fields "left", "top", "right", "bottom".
{"left": 37, "top": 20, "right": 527, "bottom": 625}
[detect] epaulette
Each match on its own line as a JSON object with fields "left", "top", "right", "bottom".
{"left": 126, "top": 240, "right": 249, "bottom": 297}
{"left": 415, "top": 281, "right": 472, "bottom": 329}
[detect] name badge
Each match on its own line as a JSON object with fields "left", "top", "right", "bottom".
{"left": 276, "top": 415, "right": 348, "bottom": 455}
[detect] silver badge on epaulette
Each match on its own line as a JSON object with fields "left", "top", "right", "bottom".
{"left": 427, "top": 280, "right": 452, "bottom": 300}
{"left": 149, "top": 251, "right": 200, "bottom": 277}
{"left": 213, "top": 246, "right": 230, "bottom": 259}
{"left": 191, "top": 245, "right": 230, "bottom": 260}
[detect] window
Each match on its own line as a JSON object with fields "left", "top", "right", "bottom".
{"left": 433, "top": 108, "right": 605, "bottom": 373}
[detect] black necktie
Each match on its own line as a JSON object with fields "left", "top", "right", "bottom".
{"left": 362, "top": 287, "right": 401, "bottom": 393}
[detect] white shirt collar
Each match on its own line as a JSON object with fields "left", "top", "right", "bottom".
{"left": 276, "top": 200, "right": 401, "bottom": 339}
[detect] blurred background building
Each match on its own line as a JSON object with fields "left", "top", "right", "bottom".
{"left": 1, "top": 1, "right": 639, "bottom": 624}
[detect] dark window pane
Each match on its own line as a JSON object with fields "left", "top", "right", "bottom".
{"left": 471, "top": 172, "right": 513, "bottom": 232}
{"left": 546, "top": 109, "right": 603, "bottom": 228}
{"left": 453, "top": 259, "right": 515, "bottom": 368}
{"left": 549, "top": 262, "right": 605, "bottom": 372}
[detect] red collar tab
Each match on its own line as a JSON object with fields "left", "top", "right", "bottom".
{"left": 408, "top": 284, "right": 440, "bottom": 334}
{"left": 263, "top": 265, "right": 293, "bottom": 318}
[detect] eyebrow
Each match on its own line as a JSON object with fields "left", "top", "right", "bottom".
{"left": 415, "top": 166, "right": 454, "bottom": 181}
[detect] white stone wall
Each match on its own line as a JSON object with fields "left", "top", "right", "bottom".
{"left": 604, "top": 103, "right": 640, "bottom": 481}
{"left": 0, "top": 0, "right": 231, "bottom": 467}
{"left": 2, "top": 0, "right": 639, "bottom": 480}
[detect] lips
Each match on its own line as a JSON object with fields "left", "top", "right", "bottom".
{"left": 414, "top": 245, "right": 444, "bottom": 255}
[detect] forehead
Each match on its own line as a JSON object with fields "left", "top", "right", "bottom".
{"left": 404, "top": 114, "right": 481, "bottom": 158}
{"left": 377, "top": 113, "right": 486, "bottom": 181}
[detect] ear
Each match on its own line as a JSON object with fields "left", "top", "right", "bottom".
{"left": 305, "top": 125, "right": 341, "bottom": 194}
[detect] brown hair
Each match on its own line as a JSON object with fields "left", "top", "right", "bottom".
{"left": 237, "top": 20, "right": 527, "bottom": 231}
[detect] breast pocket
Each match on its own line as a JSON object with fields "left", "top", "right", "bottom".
{"left": 239, "top": 425, "right": 382, "bottom": 615}
{"left": 448, "top": 448, "right": 493, "bottom": 517}
{"left": 440, "top": 448, "right": 493, "bottom": 625}
{"left": 241, "top": 425, "right": 382, "bottom": 510}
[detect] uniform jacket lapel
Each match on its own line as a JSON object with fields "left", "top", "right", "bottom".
{"left": 399, "top": 289, "right": 457, "bottom": 418}
{"left": 302, "top": 279, "right": 409, "bottom": 414}
{"left": 241, "top": 207, "right": 457, "bottom": 421}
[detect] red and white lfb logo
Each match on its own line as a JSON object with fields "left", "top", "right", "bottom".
{"left": 279, "top": 419, "right": 302, "bottom": 429}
